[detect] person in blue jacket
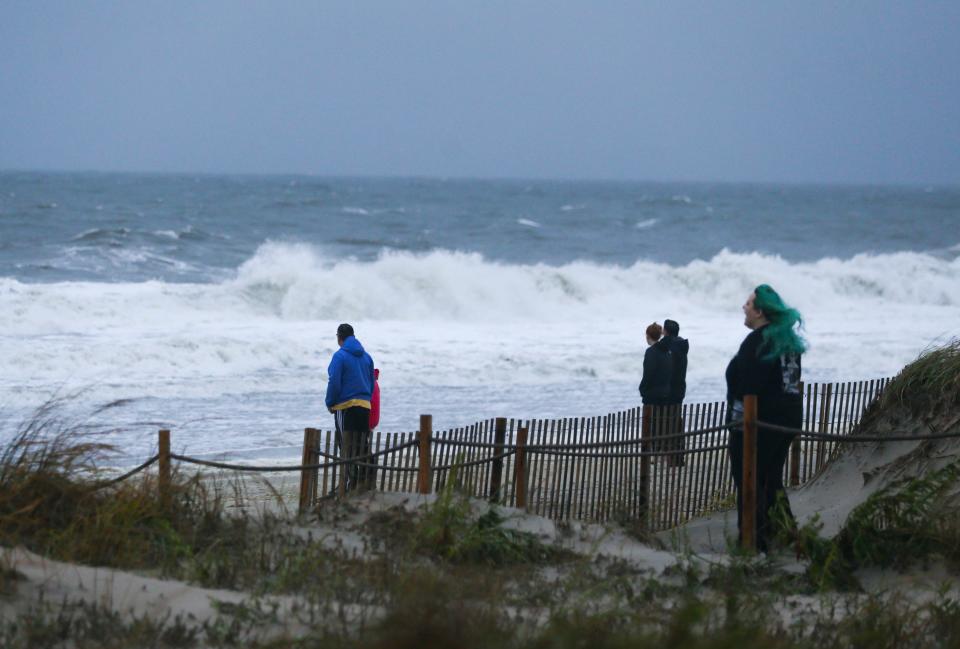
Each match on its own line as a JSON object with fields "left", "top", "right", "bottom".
{"left": 326, "top": 323, "right": 376, "bottom": 493}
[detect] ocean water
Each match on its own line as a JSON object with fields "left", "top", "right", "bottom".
{"left": 1, "top": 171, "right": 959, "bottom": 463}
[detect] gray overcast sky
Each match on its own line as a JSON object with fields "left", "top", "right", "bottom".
{"left": 1, "top": 2, "right": 959, "bottom": 184}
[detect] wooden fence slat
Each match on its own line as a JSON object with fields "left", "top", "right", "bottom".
{"left": 607, "top": 411, "right": 621, "bottom": 521}
{"left": 680, "top": 404, "right": 695, "bottom": 521}
{"left": 661, "top": 407, "right": 673, "bottom": 529}
{"left": 672, "top": 405, "right": 686, "bottom": 526}
{"left": 322, "top": 431, "right": 332, "bottom": 497}
{"left": 374, "top": 431, "right": 384, "bottom": 492}
{"left": 562, "top": 417, "right": 580, "bottom": 520}
{"left": 515, "top": 425, "right": 528, "bottom": 509}
{"left": 616, "top": 409, "right": 629, "bottom": 519}
{"left": 688, "top": 404, "right": 700, "bottom": 517}
{"left": 710, "top": 401, "right": 723, "bottom": 515}
{"left": 591, "top": 416, "right": 605, "bottom": 521}
{"left": 701, "top": 403, "right": 716, "bottom": 515}
{"left": 815, "top": 383, "right": 831, "bottom": 474}
{"left": 697, "top": 403, "right": 712, "bottom": 513}
{"left": 568, "top": 416, "right": 583, "bottom": 520}
{"left": 560, "top": 417, "right": 577, "bottom": 520}
{"left": 469, "top": 421, "right": 482, "bottom": 498}
{"left": 599, "top": 413, "right": 614, "bottom": 521}
{"left": 503, "top": 418, "right": 516, "bottom": 506}
{"left": 533, "top": 418, "right": 548, "bottom": 516}
{"left": 639, "top": 406, "right": 651, "bottom": 529}
{"left": 667, "top": 407, "right": 680, "bottom": 525}
{"left": 559, "top": 417, "right": 574, "bottom": 519}
{"left": 405, "top": 431, "right": 418, "bottom": 493}
{"left": 649, "top": 407, "right": 660, "bottom": 529}
{"left": 579, "top": 416, "right": 591, "bottom": 521}
{"left": 546, "top": 418, "right": 562, "bottom": 520}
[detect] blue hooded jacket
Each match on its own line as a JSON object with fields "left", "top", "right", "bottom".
{"left": 325, "top": 336, "right": 375, "bottom": 411}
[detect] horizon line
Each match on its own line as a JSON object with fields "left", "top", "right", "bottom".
{"left": 1, "top": 166, "right": 957, "bottom": 190}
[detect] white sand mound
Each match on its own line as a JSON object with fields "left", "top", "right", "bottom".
{"left": 0, "top": 490, "right": 699, "bottom": 639}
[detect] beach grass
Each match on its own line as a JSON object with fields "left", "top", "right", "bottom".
{"left": 874, "top": 338, "right": 960, "bottom": 418}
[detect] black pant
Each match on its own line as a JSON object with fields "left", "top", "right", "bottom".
{"left": 334, "top": 406, "right": 375, "bottom": 492}
{"left": 728, "top": 421, "right": 795, "bottom": 552}
{"left": 648, "top": 403, "right": 686, "bottom": 466}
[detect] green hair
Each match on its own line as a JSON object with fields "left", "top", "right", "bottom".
{"left": 754, "top": 284, "right": 806, "bottom": 360}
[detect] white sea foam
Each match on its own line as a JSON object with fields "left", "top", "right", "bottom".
{"left": 635, "top": 218, "right": 658, "bottom": 229}
{"left": 342, "top": 206, "right": 370, "bottom": 215}
{"left": 2, "top": 242, "right": 958, "bottom": 455}
{"left": 517, "top": 218, "right": 541, "bottom": 228}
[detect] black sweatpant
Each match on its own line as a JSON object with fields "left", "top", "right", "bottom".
{"left": 728, "top": 425, "right": 796, "bottom": 552}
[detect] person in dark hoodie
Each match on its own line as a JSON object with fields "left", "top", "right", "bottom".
{"left": 326, "top": 323, "right": 376, "bottom": 493}
{"left": 726, "top": 285, "right": 805, "bottom": 552}
{"left": 662, "top": 319, "right": 689, "bottom": 467}
{"left": 639, "top": 322, "right": 673, "bottom": 458}
{"left": 639, "top": 322, "right": 672, "bottom": 405}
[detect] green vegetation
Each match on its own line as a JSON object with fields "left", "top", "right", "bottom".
{"left": 778, "top": 458, "right": 960, "bottom": 591}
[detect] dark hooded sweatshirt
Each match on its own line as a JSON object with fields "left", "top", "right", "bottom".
{"left": 662, "top": 334, "right": 689, "bottom": 404}
{"left": 639, "top": 337, "right": 673, "bottom": 405}
{"left": 731, "top": 326, "right": 802, "bottom": 430}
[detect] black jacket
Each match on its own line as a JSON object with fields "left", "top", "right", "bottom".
{"left": 730, "top": 326, "right": 803, "bottom": 430}
{"left": 639, "top": 338, "right": 673, "bottom": 405}
{"left": 662, "top": 334, "right": 689, "bottom": 404}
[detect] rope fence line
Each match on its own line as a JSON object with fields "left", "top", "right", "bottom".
{"left": 168, "top": 439, "right": 421, "bottom": 473}
{"left": 427, "top": 420, "right": 732, "bottom": 450}
{"left": 86, "top": 454, "right": 159, "bottom": 492}
{"left": 526, "top": 443, "right": 731, "bottom": 459}
{"left": 432, "top": 449, "right": 517, "bottom": 471}
{"left": 758, "top": 420, "right": 960, "bottom": 443}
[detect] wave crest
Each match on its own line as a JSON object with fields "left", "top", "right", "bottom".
{"left": 227, "top": 242, "right": 960, "bottom": 321}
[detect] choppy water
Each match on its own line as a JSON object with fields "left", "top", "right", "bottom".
{"left": 2, "top": 171, "right": 958, "bottom": 463}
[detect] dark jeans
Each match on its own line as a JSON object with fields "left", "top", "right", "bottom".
{"left": 334, "top": 406, "right": 376, "bottom": 493}
{"left": 649, "top": 404, "right": 686, "bottom": 467}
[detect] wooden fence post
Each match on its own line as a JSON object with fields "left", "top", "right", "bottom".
{"left": 639, "top": 406, "right": 651, "bottom": 529}
{"left": 514, "top": 426, "right": 528, "bottom": 509}
{"left": 158, "top": 429, "right": 171, "bottom": 510}
{"left": 299, "top": 427, "right": 320, "bottom": 514}
{"left": 417, "top": 415, "right": 433, "bottom": 495}
{"left": 489, "top": 417, "right": 507, "bottom": 502}
{"left": 742, "top": 394, "right": 758, "bottom": 552}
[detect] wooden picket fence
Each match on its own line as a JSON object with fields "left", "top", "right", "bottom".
{"left": 299, "top": 378, "right": 890, "bottom": 531}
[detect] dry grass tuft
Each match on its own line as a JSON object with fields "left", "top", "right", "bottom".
{"left": 872, "top": 338, "right": 960, "bottom": 421}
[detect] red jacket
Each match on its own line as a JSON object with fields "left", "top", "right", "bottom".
{"left": 369, "top": 368, "right": 380, "bottom": 429}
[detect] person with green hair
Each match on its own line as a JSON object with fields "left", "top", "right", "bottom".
{"left": 726, "top": 284, "right": 805, "bottom": 552}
